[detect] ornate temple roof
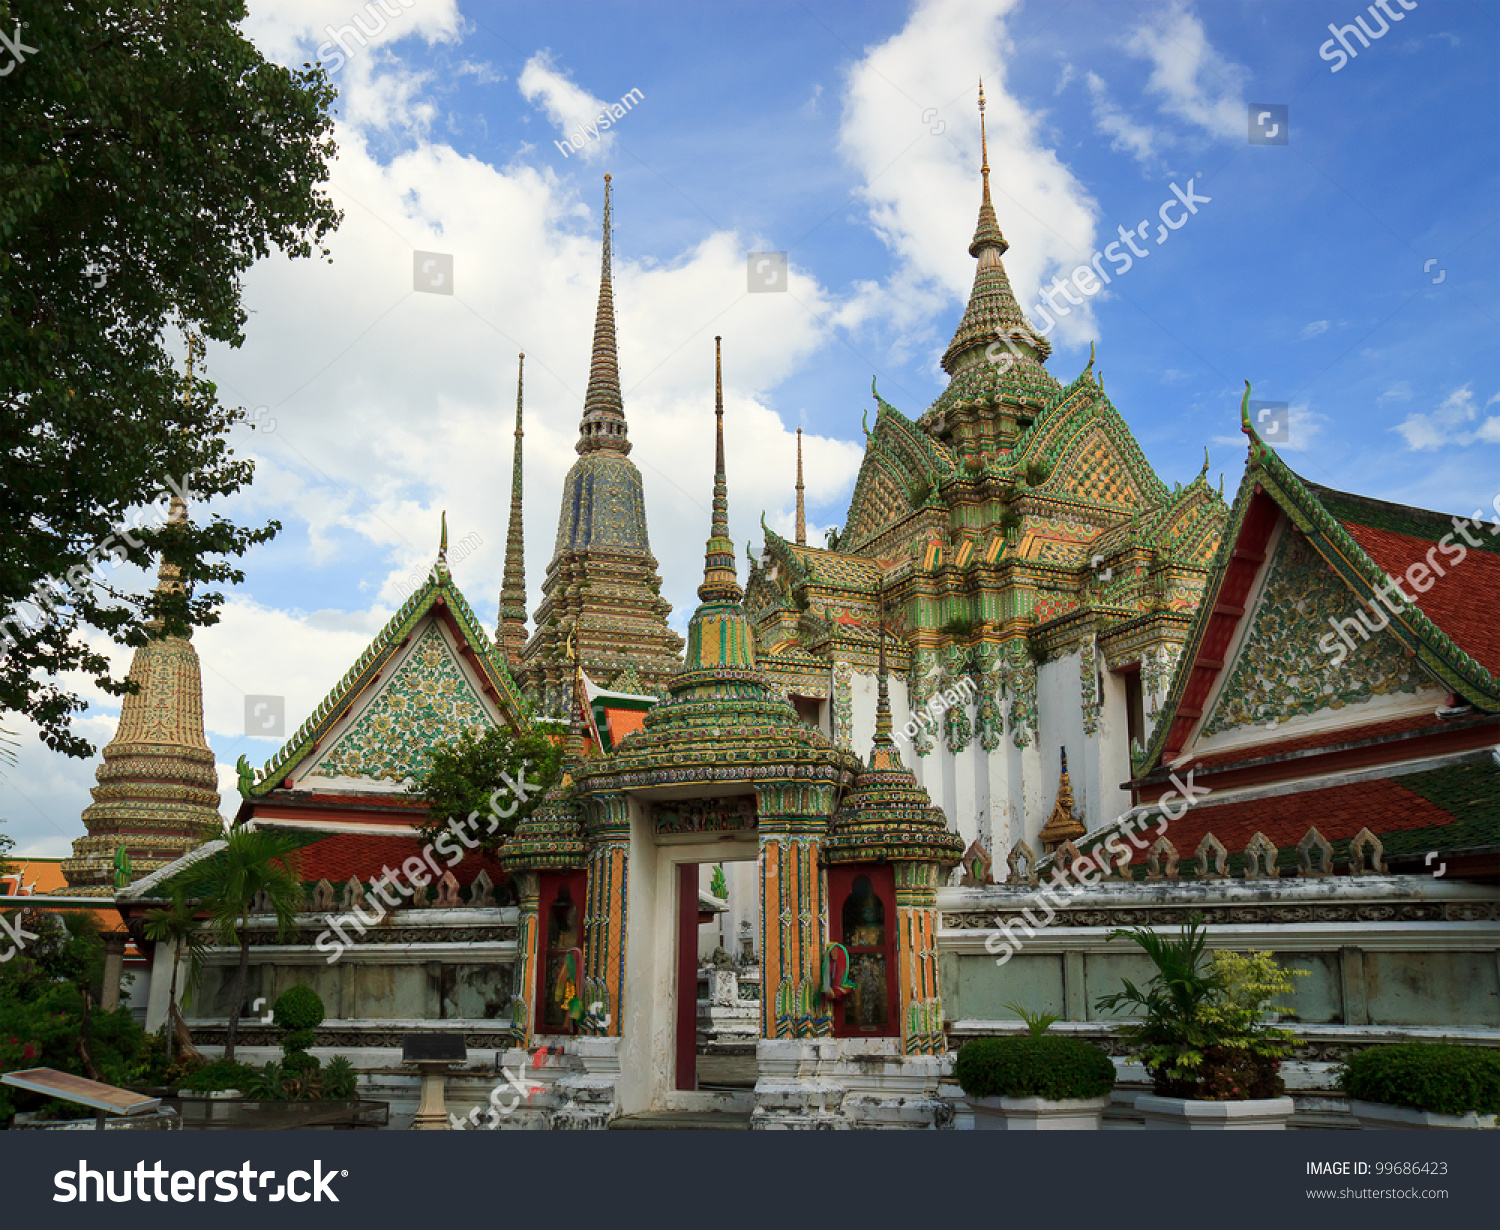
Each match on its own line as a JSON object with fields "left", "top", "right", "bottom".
{"left": 504, "top": 677, "right": 588, "bottom": 873}
{"left": 63, "top": 497, "right": 221, "bottom": 895}
{"left": 823, "top": 626, "right": 964, "bottom": 867}
{"left": 578, "top": 339, "right": 858, "bottom": 793}
{"left": 1138, "top": 385, "right": 1500, "bottom": 777}
{"left": 238, "top": 523, "right": 526, "bottom": 800}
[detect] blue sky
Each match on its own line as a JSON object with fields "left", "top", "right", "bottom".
{"left": 4, "top": 0, "right": 1496, "bottom": 857}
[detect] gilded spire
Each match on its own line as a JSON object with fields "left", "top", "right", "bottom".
{"left": 698, "top": 336, "right": 741, "bottom": 604}
{"left": 937, "top": 85, "right": 1049, "bottom": 382}
{"left": 794, "top": 428, "right": 806, "bottom": 546}
{"left": 969, "top": 81, "right": 1007, "bottom": 258}
{"left": 577, "top": 174, "right": 630, "bottom": 455}
{"left": 499, "top": 353, "right": 528, "bottom": 663}
{"left": 1037, "top": 747, "right": 1086, "bottom": 850}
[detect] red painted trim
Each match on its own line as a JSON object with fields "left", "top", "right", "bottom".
{"left": 676, "top": 863, "right": 698, "bottom": 1091}
{"left": 827, "top": 865, "right": 899, "bottom": 1039}
{"left": 1161, "top": 490, "right": 1281, "bottom": 765}
{"left": 1139, "top": 717, "right": 1500, "bottom": 802}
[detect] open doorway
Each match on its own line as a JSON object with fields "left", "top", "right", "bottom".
{"left": 674, "top": 861, "right": 759, "bottom": 1094}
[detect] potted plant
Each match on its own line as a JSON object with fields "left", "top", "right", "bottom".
{"left": 1096, "top": 914, "right": 1304, "bottom": 1129}
{"left": 1338, "top": 1042, "right": 1500, "bottom": 1129}
{"left": 953, "top": 1006, "right": 1116, "bottom": 1129}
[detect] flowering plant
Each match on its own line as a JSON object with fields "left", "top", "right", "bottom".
{"left": 1095, "top": 914, "right": 1306, "bottom": 1100}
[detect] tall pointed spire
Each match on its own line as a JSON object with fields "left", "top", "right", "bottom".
{"left": 937, "top": 84, "right": 1051, "bottom": 386}
{"left": 499, "top": 353, "right": 529, "bottom": 664}
{"left": 64, "top": 343, "right": 220, "bottom": 896}
{"left": 795, "top": 428, "right": 806, "bottom": 546}
{"left": 969, "top": 80, "right": 1007, "bottom": 259}
{"left": 699, "top": 336, "right": 742, "bottom": 603}
{"left": 577, "top": 174, "right": 631, "bottom": 455}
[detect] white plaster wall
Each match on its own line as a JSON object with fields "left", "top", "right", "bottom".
{"left": 1036, "top": 649, "right": 1088, "bottom": 836}
{"left": 1092, "top": 669, "right": 1134, "bottom": 828}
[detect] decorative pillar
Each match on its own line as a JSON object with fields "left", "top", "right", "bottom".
{"left": 509, "top": 871, "right": 540, "bottom": 1048}
{"left": 893, "top": 862, "right": 944, "bottom": 1055}
{"left": 757, "top": 782, "right": 837, "bottom": 1039}
{"left": 581, "top": 792, "right": 629, "bottom": 1036}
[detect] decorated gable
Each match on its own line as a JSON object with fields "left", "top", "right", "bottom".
{"left": 1198, "top": 524, "right": 1432, "bottom": 740}
{"left": 302, "top": 619, "right": 498, "bottom": 787}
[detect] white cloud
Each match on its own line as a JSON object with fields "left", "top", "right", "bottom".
{"left": 1299, "top": 319, "right": 1330, "bottom": 339}
{"left": 1086, "top": 72, "right": 1160, "bottom": 166}
{"left": 1394, "top": 384, "right": 1500, "bottom": 450}
{"left": 517, "top": 51, "right": 621, "bottom": 164}
{"left": 837, "top": 0, "right": 1100, "bottom": 349}
{"left": 1125, "top": 2, "right": 1248, "bottom": 142}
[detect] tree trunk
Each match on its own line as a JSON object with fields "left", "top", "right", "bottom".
{"left": 165, "top": 953, "right": 180, "bottom": 1062}
{"left": 224, "top": 916, "right": 250, "bottom": 1062}
{"left": 77, "top": 988, "right": 102, "bottom": 1081}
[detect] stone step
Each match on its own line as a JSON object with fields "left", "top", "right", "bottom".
{"left": 608, "top": 1110, "right": 752, "bottom": 1131}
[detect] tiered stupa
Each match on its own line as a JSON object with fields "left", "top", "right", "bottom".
{"left": 62, "top": 496, "right": 221, "bottom": 895}
{"left": 519, "top": 175, "right": 683, "bottom": 713}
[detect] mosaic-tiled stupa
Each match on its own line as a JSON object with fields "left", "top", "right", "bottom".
{"left": 62, "top": 497, "right": 221, "bottom": 895}
{"left": 519, "top": 175, "right": 684, "bottom": 713}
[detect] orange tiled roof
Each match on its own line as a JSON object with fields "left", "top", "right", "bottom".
{"left": 1340, "top": 519, "right": 1500, "bottom": 676}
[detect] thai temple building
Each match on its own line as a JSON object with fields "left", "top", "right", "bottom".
{"left": 745, "top": 87, "right": 1227, "bottom": 867}
{"left": 65, "top": 94, "right": 1494, "bottom": 1129}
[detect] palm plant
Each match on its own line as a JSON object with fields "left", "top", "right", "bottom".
{"left": 1094, "top": 913, "right": 1222, "bottom": 1091}
{"left": 141, "top": 886, "right": 209, "bottom": 1061}
{"left": 171, "top": 827, "right": 306, "bottom": 1061}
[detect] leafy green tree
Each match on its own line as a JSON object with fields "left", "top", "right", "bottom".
{"left": 170, "top": 828, "right": 306, "bottom": 1061}
{"left": 141, "top": 885, "right": 208, "bottom": 1061}
{"left": 414, "top": 725, "right": 563, "bottom": 853}
{"left": 0, "top": 0, "right": 341, "bottom": 757}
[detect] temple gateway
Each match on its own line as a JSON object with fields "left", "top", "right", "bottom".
{"left": 62, "top": 96, "right": 1497, "bottom": 1128}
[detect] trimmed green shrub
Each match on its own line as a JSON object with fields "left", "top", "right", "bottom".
{"left": 179, "top": 1058, "right": 259, "bottom": 1093}
{"left": 272, "top": 985, "right": 324, "bottom": 1033}
{"left": 1338, "top": 1043, "right": 1500, "bottom": 1117}
{"left": 954, "top": 1036, "right": 1116, "bottom": 1101}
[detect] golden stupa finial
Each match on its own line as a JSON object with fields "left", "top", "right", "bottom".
{"left": 978, "top": 79, "right": 990, "bottom": 199}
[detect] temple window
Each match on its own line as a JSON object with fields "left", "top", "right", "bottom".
{"left": 828, "top": 866, "right": 897, "bottom": 1037}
